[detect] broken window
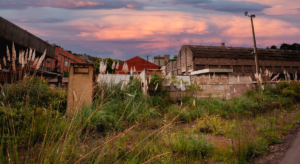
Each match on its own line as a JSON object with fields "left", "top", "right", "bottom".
{"left": 196, "top": 65, "right": 205, "bottom": 70}
{"left": 233, "top": 65, "right": 242, "bottom": 72}
{"left": 244, "top": 66, "right": 253, "bottom": 73}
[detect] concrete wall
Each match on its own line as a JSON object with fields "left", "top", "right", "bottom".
{"left": 190, "top": 75, "right": 253, "bottom": 99}
{"left": 166, "top": 74, "right": 253, "bottom": 100}
{"left": 165, "top": 76, "right": 191, "bottom": 91}
{"left": 67, "top": 64, "right": 94, "bottom": 115}
{"left": 97, "top": 70, "right": 148, "bottom": 94}
{"left": 98, "top": 74, "right": 131, "bottom": 85}
{"left": 153, "top": 58, "right": 165, "bottom": 67}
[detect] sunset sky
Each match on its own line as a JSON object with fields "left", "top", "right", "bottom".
{"left": 1, "top": 0, "right": 300, "bottom": 60}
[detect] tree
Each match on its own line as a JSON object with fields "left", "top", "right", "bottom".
{"left": 270, "top": 45, "right": 277, "bottom": 49}
{"left": 52, "top": 43, "right": 62, "bottom": 49}
{"left": 280, "top": 43, "right": 300, "bottom": 50}
{"left": 168, "top": 58, "right": 177, "bottom": 63}
{"left": 186, "top": 84, "right": 203, "bottom": 97}
{"left": 94, "top": 58, "right": 118, "bottom": 73}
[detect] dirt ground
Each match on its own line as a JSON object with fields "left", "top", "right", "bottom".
{"left": 253, "top": 124, "right": 300, "bottom": 164}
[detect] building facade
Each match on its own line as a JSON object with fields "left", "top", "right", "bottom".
{"left": 152, "top": 55, "right": 170, "bottom": 67}
{"left": 166, "top": 45, "right": 300, "bottom": 79}
{"left": 42, "top": 47, "right": 86, "bottom": 74}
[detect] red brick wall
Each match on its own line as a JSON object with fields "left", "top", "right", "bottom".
{"left": 42, "top": 48, "right": 85, "bottom": 74}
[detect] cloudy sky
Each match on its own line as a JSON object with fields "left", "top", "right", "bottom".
{"left": 0, "top": 0, "right": 299, "bottom": 60}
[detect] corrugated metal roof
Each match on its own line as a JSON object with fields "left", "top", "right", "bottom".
{"left": 0, "top": 16, "right": 55, "bottom": 58}
{"left": 184, "top": 45, "right": 300, "bottom": 60}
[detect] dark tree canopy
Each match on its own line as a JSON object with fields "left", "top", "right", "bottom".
{"left": 94, "top": 58, "right": 119, "bottom": 73}
{"left": 270, "top": 45, "right": 277, "bottom": 49}
{"left": 168, "top": 58, "right": 177, "bottom": 63}
{"left": 280, "top": 43, "right": 300, "bottom": 50}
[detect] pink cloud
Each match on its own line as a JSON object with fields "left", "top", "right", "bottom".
{"left": 0, "top": 0, "right": 144, "bottom": 10}
{"left": 4, "top": 2, "right": 300, "bottom": 59}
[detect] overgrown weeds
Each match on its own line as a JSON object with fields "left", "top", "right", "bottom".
{"left": 1, "top": 67, "right": 300, "bottom": 163}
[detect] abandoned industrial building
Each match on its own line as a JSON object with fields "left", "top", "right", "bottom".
{"left": 0, "top": 16, "right": 86, "bottom": 87}
{"left": 166, "top": 44, "right": 300, "bottom": 79}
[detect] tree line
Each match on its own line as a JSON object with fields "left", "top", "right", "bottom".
{"left": 267, "top": 43, "right": 300, "bottom": 50}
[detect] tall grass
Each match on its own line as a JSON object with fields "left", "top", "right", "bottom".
{"left": 2, "top": 54, "right": 300, "bottom": 164}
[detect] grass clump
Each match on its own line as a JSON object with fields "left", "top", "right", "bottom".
{"left": 169, "top": 132, "right": 215, "bottom": 160}
{"left": 196, "top": 114, "right": 236, "bottom": 136}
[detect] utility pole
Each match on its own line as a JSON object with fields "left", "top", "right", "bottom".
{"left": 245, "top": 11, "right": 259, "bottom": 74}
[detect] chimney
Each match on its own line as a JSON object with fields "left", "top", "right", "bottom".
{"left": 221, "top": 43, "right": 225, "bottom": 47}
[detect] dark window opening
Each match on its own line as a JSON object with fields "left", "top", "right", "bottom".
{"left": 196, "top": 65, "right": 205, "bottom": 70}
{"left": 209, "top": 65, "right": 218, "bottom": 69}
{"left": 46, "top": 59, "right": 51, "bottom": 63}
{"left": 292, "top": 66, "right": 299, "bottom": 72}
{"left": 233, "top": 65, "right": 242, "bottom": 72}
{"left": 244, "top": 66, "right": 253, "bottom": 73}
{"left": 265, "top": 66, "right": 272, "bottom": 71}
{"left": 275, "top": 66, "right": 281, "bottom": 72}
{"left": 221, "top": 65, "right": 230, "bottom": 69}
{"left": 284, "top": 66, "right": 290, "bottom": 71}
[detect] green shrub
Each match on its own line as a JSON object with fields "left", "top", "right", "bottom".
{"left": 63, "top": 72, "right": 69, "bottom": 77}
{"left": 238, "top": 137, "right": 268, "bottom": 163}
{"left": 245, "top": 89, "right": 256, "bottom": 98}
{"left": 282, "top": 90, "right": 299, "bottom": 100}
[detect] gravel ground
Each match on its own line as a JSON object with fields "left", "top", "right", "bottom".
{"left": 253, "top": 125, "right": 300, "bottom": 164}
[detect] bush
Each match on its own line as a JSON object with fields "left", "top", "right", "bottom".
{"left": 282, "top": 90, "right": 299, "bottom": 99}
{"left": 245, "top": 89, "right": 255, "bottom": 98}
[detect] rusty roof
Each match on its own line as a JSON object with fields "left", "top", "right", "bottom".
{"left": 115, "top": 56, "right": 159, "bottom": 72}
{"left": 183, "top": 45, "right": 300, "bottom": 60}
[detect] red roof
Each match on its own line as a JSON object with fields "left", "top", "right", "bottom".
{"left": 115, "top": 56, "right": 159, "bottom": 72}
